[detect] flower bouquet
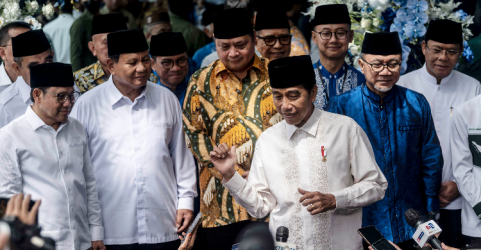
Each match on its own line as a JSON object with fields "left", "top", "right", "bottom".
{"left": 0, "top": 0, "right": 55, "bottom": 29}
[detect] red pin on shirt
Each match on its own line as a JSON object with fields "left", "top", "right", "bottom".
{"left": 321, "top": 146, "right": 327, "bottom": 162}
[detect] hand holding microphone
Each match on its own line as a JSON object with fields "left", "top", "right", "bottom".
{"left": 404, "top": 209, "right": 443, "bottom": 250}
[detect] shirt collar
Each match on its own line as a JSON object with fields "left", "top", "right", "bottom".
{"left": 0, "top": 63, "right": 13, "bottom": 87}
{"left": 421, "top": 63, "right": 454, "bottom": 86}
{"left": 215, "top": 55, "right": 266, "bottom": 77}
{"left": 16, "top": 76, "right": 32, "bottom": 104}
{"left": 286, "top": 108, "right": 322, "bottom": 140}
{"left": 108, "top": 75, "right": 150, "bottom": 107}
{"left": 25, "top": 105, "right": 69, "bottom": 131}
{"left": 317, "top": 60, "right": 347, "bottom": 79}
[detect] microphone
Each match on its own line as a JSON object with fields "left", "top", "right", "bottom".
{"left": 274, "top": 227, "right": 297, "bottom": 250}
{"left": 404, "top": 209, "right": 442, "bottom": 250}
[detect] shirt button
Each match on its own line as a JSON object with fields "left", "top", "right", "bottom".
{"left": 71, "top": 207, "right": 74, "bottom": 211}
{"left": 63, "top": 169, "right": 67, "bottom": 174}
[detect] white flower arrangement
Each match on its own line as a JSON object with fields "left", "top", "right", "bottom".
{"left": 0, "top": 0, "right": 55, "bottom": 29}
{"left": 42, "top": 3, "right": 55, "bottom": 20}
{"left": 427, "top": 0, "right": 474, "bottom": 41}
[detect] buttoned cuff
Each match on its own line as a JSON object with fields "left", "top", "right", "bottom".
{"left": 178, "top": 197, "right": 194, "bottom": 211}
{"left": 90, "top": 226, "right": 104, "bottom": 241}
{"left": 473, "top": 202, "right": 481, "bottom": 219}
{"left": 223, "top": 172, "right": 246, "bottom": 194}
{"left": 426, "top": 197, "right": 440, "bottom": 212}
{"left": 331, "top": 189, "right": 348, "bottom": 209}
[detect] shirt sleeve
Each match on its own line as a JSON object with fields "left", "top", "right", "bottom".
{"left": 420, "top": 97, "right": 443, "bottom": 212}
{"left": 170, "top": 97, "right": 197, "bottom": 211}
{"left": 81, "top": 138, "right": 104, "bottom": 241}
{"left": 223, "top": 145, "right": 277, "bottom": 219}
{"left": 0, "top": 105, "right": 11, "bottom": 129}
{"left": 451, "top": 108, "right": 481, "bottom": 211}
{"left": 0, "top": 130, "right": 22, "bottom": 197}
{"left": 331, "top": 124, "right": 387, "bottom": 210}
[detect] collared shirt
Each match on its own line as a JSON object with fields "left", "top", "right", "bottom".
{"left": 397, "top": 64, "right": 481, "bottom": 210}
{"left": 192, "top": 41, "right": 216, "bottom": 72}
{"left": 0, "top": 63, "right": 14, "bottom": 94}
{"left": 0, "top": 76, "right": 33, "bottom": 128}
{"left": 313, "top": 60, "right": 365, "bottom": 110}
{"left": 70, "top": 77, "right": 197, "bottom": 245}
{"left": 170, "top": 12, "right": 208, "bottom": 57}
{"left": 289, "top": 21, "right": 309, "bottom": 56}
{"left": 70, "top": 9, "right": 96, "bottom": 71}
{"left": 327, "top": 84, "right": 443, "bottom": 243}
{"left": 183, "top": 55, "right": 281, "bottom": 228}
{"left": 43, "top": 13, "right": 76, "bottom": 64}
{"left": 451, "top": 95, "right": 481, "bottom": 237}
{"left": 0, "top": 106, "right": 104, "bottom": 250}
{"left": 224, "top": 108, "right": 387, "bottom": 250}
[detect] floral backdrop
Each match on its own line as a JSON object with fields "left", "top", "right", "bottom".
{"left": 0, "top": 0, "right": 55, "bottom": 30}
{"left": 306, "top": 0, "right": 475, "bottom": 74}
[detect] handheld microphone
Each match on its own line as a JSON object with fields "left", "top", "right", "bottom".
{"left": 404, "top": 209, "right": 442, "bottom": 250}
{"left": 274, "top": 227, "right": 297, "bottom": 250}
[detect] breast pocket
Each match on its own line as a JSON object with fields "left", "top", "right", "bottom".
{"left": 146, "top": 123, "right": 173, "bottom": 148}
{"left": 398, "top": 124, "right": 422, "bottom": 155}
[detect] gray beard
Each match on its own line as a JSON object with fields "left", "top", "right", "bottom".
{"left": 374, "top": 84, "right": 393, "bottom": 93}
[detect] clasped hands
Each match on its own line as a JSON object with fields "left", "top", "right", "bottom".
{"left": 210, "top": 143, "right": 336, "bottom": 215}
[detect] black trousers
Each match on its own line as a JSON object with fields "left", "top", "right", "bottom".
{"left": 106, "top": 240, "right": 180, "bottom": 250}
{"left": 438, "top": 209, "right": 464, "bottom": 248}
{"left": 192, "top": 221, "right": 263, "bottom": 250}
{"left": 463, "top": 235, "right": 481, "bottom": 249}
{"left": 363, "top": 239, "right": 418, "bottom": 250}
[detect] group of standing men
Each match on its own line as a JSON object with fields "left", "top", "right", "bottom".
{"left": 0, "top": 2, "right": 479, "bottom": 250}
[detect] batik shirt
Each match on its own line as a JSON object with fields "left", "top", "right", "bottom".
{"left": 289, "top": 21, "right": 309, "bottom": 56}
{"left": 182, "top": 55, "right": 282, "bottom": 228}
{"left": 313, "top": 61, "right": 365, "bottom": 110}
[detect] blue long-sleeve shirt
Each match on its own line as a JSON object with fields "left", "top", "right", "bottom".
{"left": 326, "top": 84, "right": 443, "bottom": 243}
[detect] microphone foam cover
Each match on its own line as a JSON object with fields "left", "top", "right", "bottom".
{"left": 404, "top": 209, "right": 422, "bottom": 227}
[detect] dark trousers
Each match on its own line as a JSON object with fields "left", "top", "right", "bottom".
{"left": 106, "top": 240, "right": 180, "bottom": 250}
{"left": 438, "top": 209, "right": 464, "bottom": 248}
{"left": 463, "top": 235, "right": 481, "bottom": 249}
{"left": 363, "top": 239, "right": 418, "bottom": 250}
{"left": 192, "top": 221, "right": 263, "bottom": 250}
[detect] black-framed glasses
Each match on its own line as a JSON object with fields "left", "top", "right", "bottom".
{"left": 426, "top": 46, "right": 460, "bottom": 57}
{"left": 160, "top": 57, "right": 188, "bottom": 69}
{"left": 44, "top": 90, "right": 80, "bottom": 104}
{"left": 361, "top": 58, "right": 401, "bottom": 73}
{"left": 256, "top": 35, "right": 292, "bottom": 46}
{"left": 316, "top": 30, "right": 348, "bottom": 40}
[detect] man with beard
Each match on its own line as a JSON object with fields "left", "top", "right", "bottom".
{"left": 327, "top": 32, "right": 443, "bottom": 249}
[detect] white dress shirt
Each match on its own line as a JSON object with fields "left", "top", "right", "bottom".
{"left": 0, "top": 76, "right": 33, "bottom": 128}
{"left": 224, "top": 108, "right": 387, "bottom": 250}
{"left": 397, "top": 64, "right": 481, "bottom": 210}
{"left": 0, "top": 63, "right": 14, "bottom": 94}
{"left": 70, "top": 77, "right": 197, "bottom": 245}
{"left": 450, "top": 95, "right": 481, "bottom": 237}
{"left": 43, "top": 14, "right": 76, "bottom": 64}
{"left": 0, "top": 106, "right": 104, "bottom": 250}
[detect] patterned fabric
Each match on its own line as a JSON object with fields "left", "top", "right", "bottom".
{"left": 182, "top": 55, "right": 282, "bottom": 228}
{"left": 75, "top": 61, "right": 158, "bottom": 94}
{"left": 290, "top": 21, "right": 309, "bottom": 56}
{"left": 326, "top": 84, "right": 443, "bottom": 243}
{"left": 313, "top": 60, "right": 365, "bottom": 110}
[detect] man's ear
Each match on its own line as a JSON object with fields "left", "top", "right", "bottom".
{"left": 0, "top": 46, "right": 7, "bottom": 62}
{"left": 349, "top": 30, "right": 354, "bottom": 43}
{"left": 310, "top": 84, "right": 318, "bottom": 102}
{"left": 32, "top": 88, "right": 43, "bottom": 103}
{"left": 421, "top": 40, "right": 427, "bottom": 56}
{"left": 88, "top": 41, "right": 96, "bottom": 56}
{"left": 151, "top": 58, "right": 156, "bottom": 72}
{"left": 12, "top": 62, "right": 22, "bottom": 77}
{"left": 106, "top": 58, "right": 115, "bottom": 75}
{"left": 358, "top": 58, "right": 364, "bottom": 74}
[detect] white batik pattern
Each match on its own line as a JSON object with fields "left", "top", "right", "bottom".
{"left": 313, "top": 65, "right": 360, "bottom": 110}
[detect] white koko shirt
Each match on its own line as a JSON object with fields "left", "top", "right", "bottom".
{"left": 0, "top": 106, "right": 104, "bottom": 250}
{"left": 70, "top": 77, "right": 197, "bottom": 245}
{"left": 224, "top": 108, "right": 387, "bottom": 250}
{"left": 397, "top": 64, "right": 481, "bottom": 210}
{"left": 0, "top": 63, "right": 14, "bottom": 94}
{"left": 451, "top": 95, "right": 481, "bottom": 237}
{"left": 0, "top": 76, "right": 33, "bottom": 128}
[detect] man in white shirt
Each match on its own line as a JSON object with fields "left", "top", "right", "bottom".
{"left": 397, "top": 19, "right": 481, "bottom": 248}
{"left": 0, "top": 29, "right": 54, "bottom": 128}
{"left": 0, "top": 22, "right": 31, "bottom": 93}
{"left": 0, "top": 62, "right": 105, "bottom": 250}
{"left": 43, "top": 0, "right": 76, "bottom": 64}
{"left": 451, "top": 95, "right": 481, "bottom": 248}
{"left": 209, "top": 55, "right": 387, "bottom": 250}
{"left": 70, "top": 29, "right": 197, "bottom": 250}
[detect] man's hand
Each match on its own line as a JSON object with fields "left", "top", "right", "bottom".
{"left": 439, "top": 181, "right": 460, "bottom": 207}
{"left": 442, "top": 243, "right": 459, "bottom": 250}
{"left": 242, "top": 171, "right": 250, "bottom": 180}
{"left": 178, "top": 223, "right": 200, "bottom": 250}
{"left": 91, "top": 240, "right": 106, "bottom": 250}
{"left": 5, "top": 194, "right": 41, "bottom": 225}
{"left": 368, "top": 241, "right": 401, "bottom": 250}
{"left": 176, "top": 209, "right": 194, "bottom": 233}
{"left": 209, "top": 143, "right": 237, "bottom": 182}
{"left": 298, "top": 188, "right": 336, "bottom": 215}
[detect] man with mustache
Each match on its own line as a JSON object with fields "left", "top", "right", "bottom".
{"left": 254, "top": 10, "right": 292, "bottom": 61}
{"left": 70, "top": 29, "right": 197, "bottom": 250}
{"left": 397, "top": 19, "right": 481, "bottom": 248}
{"left": 0, "top": 63, "right": 105, "bottom": 250}
{"left": 327, "top": 32, "right": 443, "bottom": 249}
{"left": 311, "top": 4, "right": 365, "bottom": 110}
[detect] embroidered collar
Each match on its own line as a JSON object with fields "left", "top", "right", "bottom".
{"left": 215, "top": 55, "right": 266, "bottom": 77}
{"left": 420, "top": 63, "right": 454, "bottom": 86}
{"left": 361, "top": 83, "right": 396, "bottom": 104}
{"left": 286, "top": 108, "right": 322, "bottom": 140}
{"left": 317, "top": 60, "right": 348, "bottom": 80}
{"left": 26, "top": 105, "right": 69, "bottom": 131}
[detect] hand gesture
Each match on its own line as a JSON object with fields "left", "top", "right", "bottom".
{"left": 210, "top": 143, "right": 237, "bottom": 181}
{"left": 178, "top": 223, "right": 200, "bottom": 250}
{"left": 439, "top": 181, "right": 460, "bottom": 208}
{"left": 176, "top": 209, "right": 194, "bottom": 233}
{"left": 91, "top": 240, "right": 106, "bottom": 250}
{"left": 298, "top": 188, "right": 336, "bottom": 215}
{"left": 5, "top": 194, "right": 41, "bottom": 225}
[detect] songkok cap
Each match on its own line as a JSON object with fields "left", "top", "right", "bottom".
{"left": 202, "top": 5, "right": 222, "bottom": 26}
{"left": 12, "top": 30, "right": 50, "bottom": 57}
{"left": 268, "top": 55, "right": 315, "bottom": 89}
{"left": 92, "top": 13, "right": 128, "bottom": 36}
{"left": 30, "top": 63, "right": 74, "bottom": 89}
{"left": 255, "top": 11, "right": 290, "bottom": 31}
{"left": 150, "top": 32, "right": 187, "bottom": 56}
{"left": 143, "top": 11, "right": 170, "bottom": 27}
{"left": 214, "top": 9, "right": 253, "bottom": 39}
{"left": 425, "top": 19, "right": 463, "bottom": 44}
{"left": 107, "top": 29, "right": 148, "bottom": 56}
{"left": 312, "top": 4, "right": 351, "bottom": 27}
{"left": 361, "top": 32, "right": 402, "bottom": 55}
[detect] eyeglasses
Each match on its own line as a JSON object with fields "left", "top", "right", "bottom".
{"left": 426, "top": 46, "right": 460, "bottom": 57}
{"left": 361, "top": 58, "right": 401, "bottom": 73}
{"left": 160, "top": 57, "right": 188, "bottom": 69}
{"left": 256, "top": 35, "right": 292, "bottom": 46}
{"left": 44, "top": 90, "right": 80, "bottom": 104}
{"left": 316, "top": 30, "right": 348, "bottom": 40}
